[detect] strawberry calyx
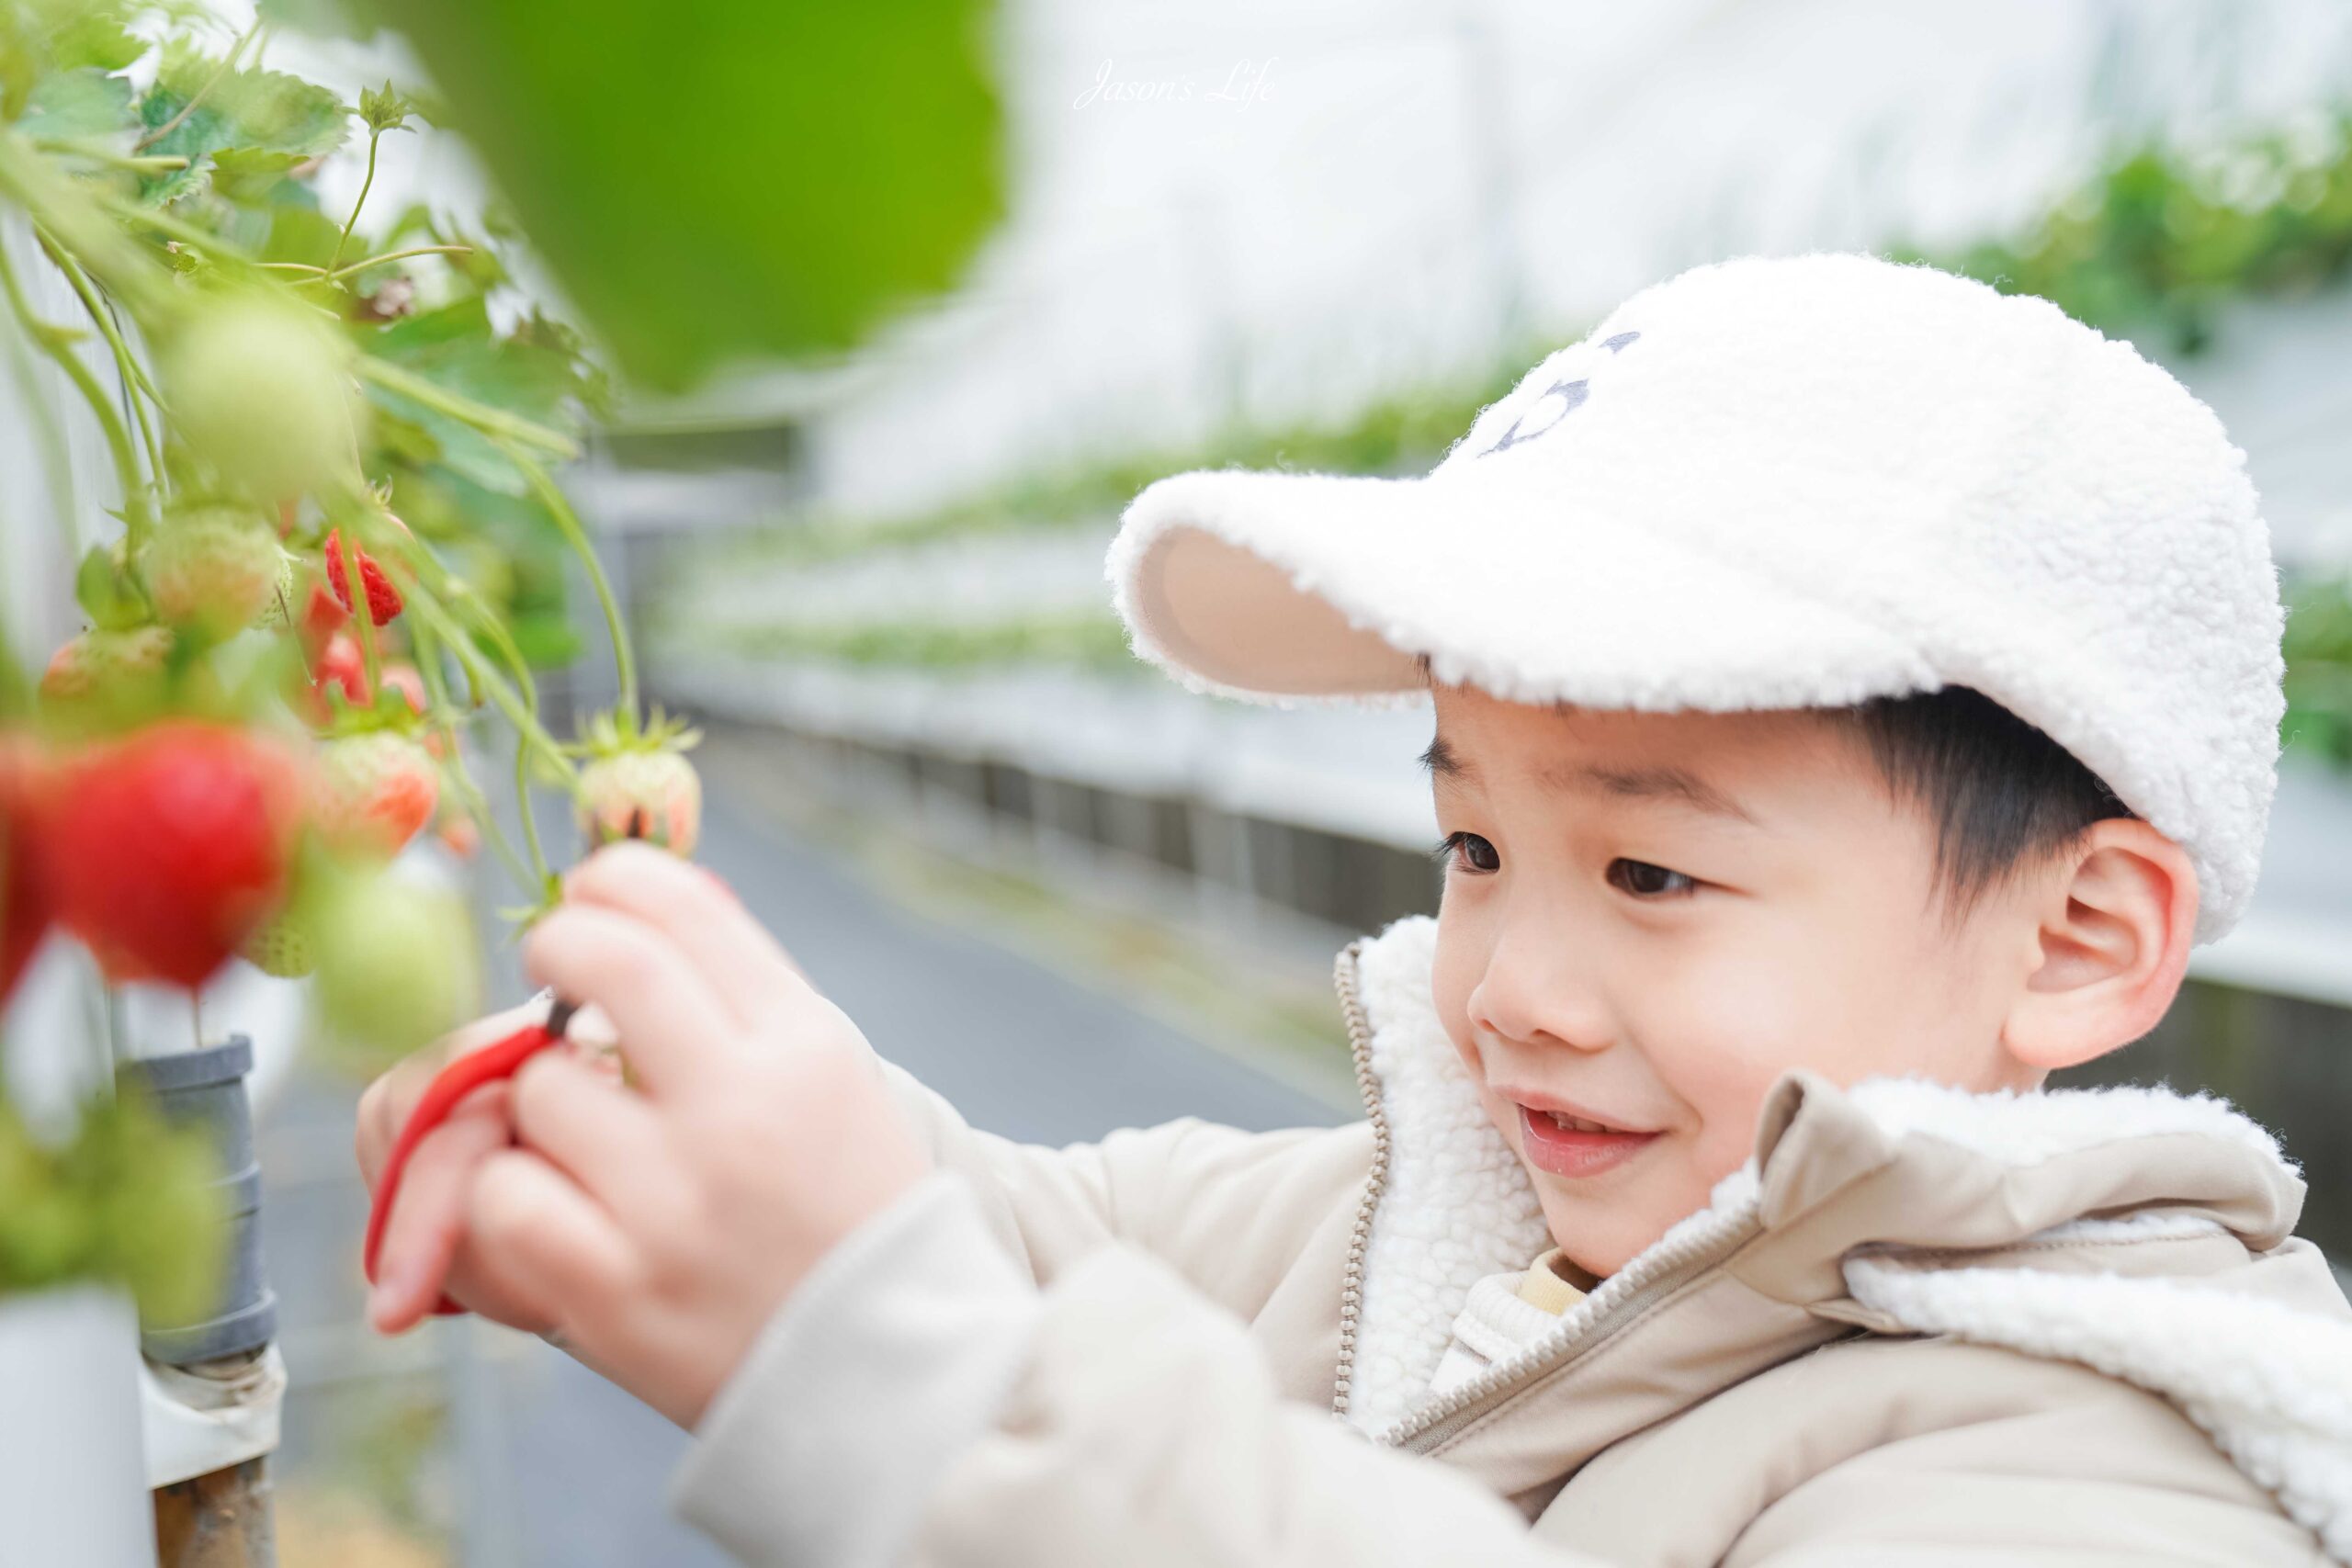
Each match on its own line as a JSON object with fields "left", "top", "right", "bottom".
{"left": 564, "top": 704, "right": 702, "bottom": 762}
{"left": 305, "top": 652, "right": 440, "bottom": 745}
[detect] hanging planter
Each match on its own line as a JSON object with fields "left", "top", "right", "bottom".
{"left": 0, "top": 1282, "right": 154, "bottom": 1568}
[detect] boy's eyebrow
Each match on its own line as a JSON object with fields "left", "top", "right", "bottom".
{"left": 1421, "top": 733, "right": 1761, "bottom": 826}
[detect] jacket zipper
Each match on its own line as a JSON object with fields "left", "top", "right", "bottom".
{"left": 1382, "top": 1195, "right": 1761, "bottom": 1453}
{"left": 1325, "top": 940, "right": 1764, "bottom": 1452}
{"left": 1329, "top": 939, "right": 1390, "bottom": 1423}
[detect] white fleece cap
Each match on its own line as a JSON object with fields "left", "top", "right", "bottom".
{"left": 1106, "top": 251, "right": 2287, "bottom": 944}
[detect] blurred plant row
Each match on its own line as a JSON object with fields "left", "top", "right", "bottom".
{"left": 673, "top": 106, "right": 2352, "bottom": 774}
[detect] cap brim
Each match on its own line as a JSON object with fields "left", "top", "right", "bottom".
{"left": 1109, "top": 465, "right": 1940, "bottom": 712}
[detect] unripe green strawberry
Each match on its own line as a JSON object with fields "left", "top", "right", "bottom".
{"left": 240, "top": 910, "right": 314, "bottom": 978}
{"left": 103, "top": 1098, "right": 226, "bottom": 1327}
{"left": 141, "top": 508, "right": 287, "bottom": 631}
{"left": 578, "top": 749, "right": 702, "bottom": 857}
{"left": 315, "top": 733, "right": 439, "bottom": 859}
{"left": 164, "top": 295, "right": 365, "bottom": 502}
{"left": 311, "top": 874, "right": 480, "bottom": 1060}
{"left": 40, "top": 626, "right": 172, "bottom": 700}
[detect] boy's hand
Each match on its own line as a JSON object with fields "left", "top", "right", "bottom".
{"left": 460, "top": 841, "right": 931, "bottom": 1429}
{"left": 354, "top": 854, "right": 831, "bottom": 1339}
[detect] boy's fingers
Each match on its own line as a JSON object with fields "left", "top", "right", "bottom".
{"left": 563, "top": 841, "right": 816, "bottom": 1029}
{"left": 368, "top": 1083, "right": 514, "bottom": 1334}
{"left": 522, "top": 903, "right": 738, "bottom": 1096}
{"left": 436, "top": 1249, "right": 558, "bottom": 1336}
{"left": 509, "top": 1050, "right": 683, "bottom": 1234}
{"left": 356, "top": 999, "right": 546, "bottom": 1185}
{"left": 467, "top": 1150, "right": 639, "bottom": 1330}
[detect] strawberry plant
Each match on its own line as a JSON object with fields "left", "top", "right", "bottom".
{"left": 0, "top": 0, "right": 1002, "bottom": 1339}
{"left": 0, "top": 10, "right": 624, "bottom": 1315}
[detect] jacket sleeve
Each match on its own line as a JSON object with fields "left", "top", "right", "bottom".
{"left": 668, "top": 1171, "right": 2329, "bottom": 1568}
{"left": 670, "top": 1168, "right": 1603, "bottom": 1568}
{"left": 876, "top": 1058, "right": 1374, "bottom": 1319}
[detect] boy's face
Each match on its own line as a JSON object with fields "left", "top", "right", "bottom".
{"left": 1427, "top": 684, "right": 2044, "bottom": 1278}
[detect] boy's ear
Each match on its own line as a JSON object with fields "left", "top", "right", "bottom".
{"left": 2001, "top": 818, "right": 2199, "bottom": 1072}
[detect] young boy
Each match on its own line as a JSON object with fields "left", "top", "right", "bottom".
{"left": 358, "top": 252, "right": 2352, "bottom": 1566}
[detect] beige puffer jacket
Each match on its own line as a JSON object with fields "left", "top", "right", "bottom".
{"left": 671, "top": 917, "right": 2352, "bottom": 1567}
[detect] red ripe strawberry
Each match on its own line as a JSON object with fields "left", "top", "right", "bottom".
{"left": 0, "top": 739, "right": 51, "bottom": 1001}
{"left": 322, "top": 529, "right": 402, "bottom": 626}
{"left": 141, "top": 508, "right": 286, "bottom": 631}
{"left": 377, "top": 663, "right": 448, "bottom": 758}
{"left": 300, "top": 578, "right": 349, "bottom": 659}
{"left": 315, "top": 733, "right": 439, "bottom": 858}
{"left": 435, "top": 811, "right": 480, "bottom": 861}
{"left": 40, "top": 626, "right": 172, "bottom": 700}
{"left": 43, "top": 721, "right": 307, "bottom": 989}
{"left": 309, "top": 633, "right": 370, "bottom": 721}
{"left": 379, "top": 663, "right": 425, "bottom": 716}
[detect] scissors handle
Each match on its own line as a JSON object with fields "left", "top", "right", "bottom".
{"left": 363, "top": 997, "right": 578, "bottom": 1316}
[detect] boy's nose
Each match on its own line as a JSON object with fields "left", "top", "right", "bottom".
{"left": 1465, "top": 926, "right": 1615, "bottom": 1058}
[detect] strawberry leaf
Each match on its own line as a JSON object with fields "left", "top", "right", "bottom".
{"left": 74, "top": 546, "right": 147, "bottom": 632}
{"left": 136, "top": 41, "right": 349, "bottom": 206}
{"left": 19, "top": 67, "right": 136, "bottom": 140}
{"left": 320, "top": 0, "right": 1003, "bottom": 389}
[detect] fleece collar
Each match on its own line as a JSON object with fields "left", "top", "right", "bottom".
{"left": 1343, "top": 916, "right": 2352, "bottom": 1562}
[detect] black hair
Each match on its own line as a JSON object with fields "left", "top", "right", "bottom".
{"left": 1416, "top": 655, "right": 2133, "bottom": 927}
{"left": 1834, "top": 684, "right": 2135, "bottom": 929}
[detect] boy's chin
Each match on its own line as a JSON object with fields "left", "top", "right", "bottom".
{"left": 1522, "top": 1162, "right": 1685, "bottom": 1281}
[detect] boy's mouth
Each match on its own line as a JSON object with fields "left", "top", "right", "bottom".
{"left": 1510, "top": 1097, "right": 1662, "bottom": 1179}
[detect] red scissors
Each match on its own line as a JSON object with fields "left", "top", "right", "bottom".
{"left": 362, "top": 994, "right": 579, "bottom": 1317}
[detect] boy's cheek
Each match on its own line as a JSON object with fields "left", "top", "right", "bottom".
{"left": 1480, "top": 1086, "right": 1530, "bottom": 1171}
{"left": 1430, "top": 917, "right": 1486, "bottom": 1068}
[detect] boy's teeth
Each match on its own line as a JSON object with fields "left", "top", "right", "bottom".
{"left": 1546, "top": 1110, "right": 1611, "bottom": 1134}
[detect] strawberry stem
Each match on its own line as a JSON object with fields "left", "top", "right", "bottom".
{"left": 0, "top": 234, "right": 154, "bottom": 551}
{"left": 399, "top": 577, "right": 572, "bottom": 786}
{"left": 332, "top": 528, "right": 383, "bottom": 694}
{"left": 319, "top": 245, "right": 473, "bottom": 286}
{"left": 499, "top": 437, "right": 636, "bottom": 725}
{"left": 512, "top": 724, "right": 552, "bottom": 892}
{"left": 408, "top": 615, "right": 536, "bottom": 893}
{"left": 327, "top": 120, "right": 381, "bottom": 276}
{"left": 36, "top": 231, "right": 167, "bottom": 491}
{"left": 354, "top": 356, "right": 578, "bottom": 460}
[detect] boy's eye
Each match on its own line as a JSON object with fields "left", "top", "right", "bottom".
{"left": 1435, "top": 832, "right": 1501, "bottom": 874}
{"left": 1608, "top": 858, "right": 1697, "bottom": 897}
